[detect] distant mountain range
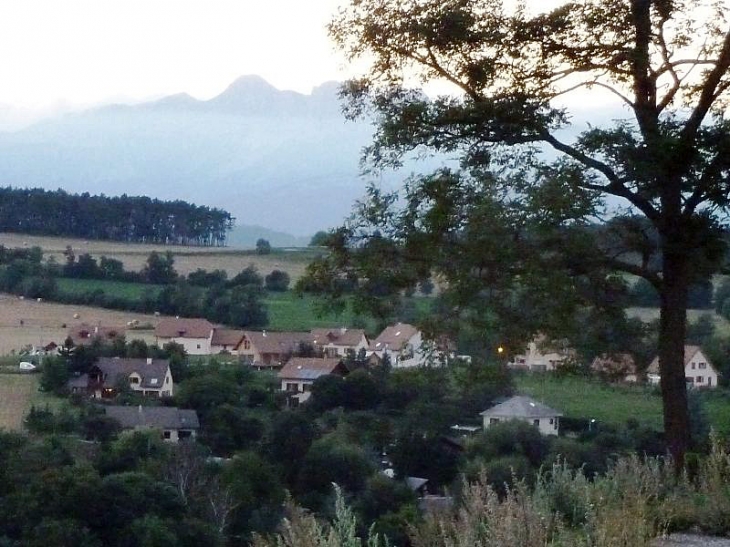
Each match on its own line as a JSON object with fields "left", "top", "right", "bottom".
{"left": 0, "top": 76, "right": 418, "bottom": 238}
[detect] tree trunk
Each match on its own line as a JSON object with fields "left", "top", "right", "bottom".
{"left": 658, "top": 242, "right": 691, "bottom": 469}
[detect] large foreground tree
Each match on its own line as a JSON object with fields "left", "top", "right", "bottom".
{"left": 324, "top": 0, "right": 730, "bottom": 465}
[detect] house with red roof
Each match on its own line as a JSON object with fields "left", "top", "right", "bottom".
{"left": 154, "top": 318, "right": 215, "bottom": 355}
{"left": 311, "top": 327, "right": 368, "bottom": 358}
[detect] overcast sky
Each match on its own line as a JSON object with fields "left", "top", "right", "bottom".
{"left": 0, "top": 0, "right": 349, "bottom": 109}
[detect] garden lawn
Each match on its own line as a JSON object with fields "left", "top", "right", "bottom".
{"left": 0, "top": 373, "right": 61, "bottom": 431}
{"left": 515, "top": 374, "right": 664, "bottom": 430}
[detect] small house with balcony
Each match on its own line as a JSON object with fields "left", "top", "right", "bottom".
{"left": 278, "top": 357, "right": 349, "bottom": 405}
{"left": 68, "top": 357, "right": 174, "bottom": 399}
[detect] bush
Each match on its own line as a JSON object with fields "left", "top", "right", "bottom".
{"left": 264, "top": 269, "right": 290, "bottom": 292}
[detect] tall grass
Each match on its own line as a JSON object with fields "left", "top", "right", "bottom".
{"left": 254, "top": 437, "right": 730, "bottom": 546}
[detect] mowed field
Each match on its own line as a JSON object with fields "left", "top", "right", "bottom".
{"left": 0, "top": 374, "right": 58, "bottom": 431}
{"left": 0, "top": 293, "right": 162, "bottom": 354}
{"left": 0, "top": 232, "right": 316, "bottom": 282}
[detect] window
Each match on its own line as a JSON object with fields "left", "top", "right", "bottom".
{"left": 533, "top": 419, "right": 540, "bottom": 427}
{"left": 163, "top": 431, "right": 171, "bottom": 439}
{"left": 286, "top": 383, "right": 298, "bottom": 392}
{"left": 196, "top": 344, "right": 201, "bottom": 349}
{"left": 150, "top": 378, "right": 158, "bottom": 385}
{"left": 691, "top": 363, "right": 696, "bottom": 369}
{"left": 697, "top": 376, "right": 704, "bottom": 383}
{"left": 165, "top": 377, "right": 169, "bottom": 384}
{"left": 549, "top": 418, "right": 554, "bottom": 425}
{"left": 130, "top": 377, "right": 139, "bottom": 384}
{"left": 489, "top": 418, "right": 499, "bottom": 425}
{"left": 699, "top": 362, "right": 707, "bottom": 369}
{"left": 303, "top": 384, "right": 312, "bottom": 392}
{"left": 244, "top": 340, "right": 251, "bottom": 349}
{"left": 686, "top": 377, "right": 694, "bottom": 383}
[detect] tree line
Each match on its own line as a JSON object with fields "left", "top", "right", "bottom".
{"left": 0, "top": 246, "right": 272, "bottom": 329}
{"left": 0, "top": 187, "right": 234, "bottom": 246}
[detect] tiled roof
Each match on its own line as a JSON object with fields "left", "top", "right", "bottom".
{"left": 647, "top": 345, "right": 707, "bottom": 374}
{"left": 480, "top": 396, "right": 562, "bottom": 419}
{"left": 244, "top": 330, "right": 313, "bottom": 354}
{"left": 105, "top": 406, "right": 199, "bottom": 430}
{"left": 369, "top": 323, "right": 419, "bottom": 352}
{"left": 278, "top": 357, "right": 346, "bottom": 381}
{"left": 155, "top": 318, "right": 214, "bottom": 339}
{"left": 67, "top": 323, "right": 125, "bottom": 346}
{"left": 591, "top": 353, "right": 637, "bottom": 375}
{"left": 95, "top": 357, "right": 170, "bottom": 389}
{"left": 211, "top": 328, "right": 245, "bottom": 347}
{"left": 311, "top": 328, "right": 367, "bottom": 348}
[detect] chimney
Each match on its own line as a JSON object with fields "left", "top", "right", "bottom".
{"left": 146, "top": 357, "right": 153, "bottom": 365}
{"left": 94, "top": 326, "right": 99, "bottom": 334}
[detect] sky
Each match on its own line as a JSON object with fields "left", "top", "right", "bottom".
{"left": 0, "top": 0, "right": 349, "bottom": 110}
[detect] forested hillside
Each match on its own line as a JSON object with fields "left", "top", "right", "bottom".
{"left": 0, "top": 187, "right": 233, "bottom": 246}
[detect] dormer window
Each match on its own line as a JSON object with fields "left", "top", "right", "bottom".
{"left": 150, "top": 378, "right": 158, "bottom": 385}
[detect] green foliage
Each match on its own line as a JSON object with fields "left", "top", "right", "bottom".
{"left": 296, "top": 435, "right": 376, "bottom": 511}
{"left": 40, "top": 355, "right": 70, "bottom": 394}
{"left": 143, "top": 251, "right": 178, "bottom": 285}
{"left": 256, "top": 238, "right": 272, "bottom": 255}
{"left": 265, "top": 269, "right": 291, "bottom": 292}
{"left": 309, "top": 231, "right": 331, "bottom": 247}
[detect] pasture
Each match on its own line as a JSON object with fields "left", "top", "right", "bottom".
{"left": 0, "top": 232, "right": 319, "bottom": 282}
{"left": 0, "top": 293, "right": 160, "bottom": 355}
{"left": 0, "top": 373, "right": 58, "bottom": 431}
{"left": 515, "top": 373, "right": 730, "bottom": 436}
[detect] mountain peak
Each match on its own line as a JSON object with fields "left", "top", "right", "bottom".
{"left": 219, "top": 75, "right": 278, "bottom": 97}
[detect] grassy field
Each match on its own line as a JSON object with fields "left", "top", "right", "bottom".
{"left": 514, "top": 373, "right": 730, "bottom": 436}
{"left": 0, "top": 373, "right": 60, "bottom": 431}
{"left": 56, "top": 278, "right": 164, "bottom": 300}
{"left": 0, "top": 293, "right": 162, "bottom": 354}
{"left": 515, "top": 374, "right": 665, "bottom": 430}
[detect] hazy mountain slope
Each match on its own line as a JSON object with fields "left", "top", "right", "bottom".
{"left": 0, "top": 76, "right": 387, "bottom": 236}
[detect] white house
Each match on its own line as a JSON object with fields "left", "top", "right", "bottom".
{"left": 647, "top": 345, "right": 720, "bottom": 388}
{"left": 154, "top": 318, "right": 214, "bottom": 355}
{"left": 508, "top": 335, "right": 574, "bottom": 372}
{"left": 311, "top": 328, "right": 369, "bottom": 358}
{"left": 480, "top": 395, "right": 562, "bottom": 436}
{"left": 368, "top": 323, "right": 451, "bottom": 367}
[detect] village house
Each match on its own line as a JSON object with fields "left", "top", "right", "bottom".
{"left": 368, "top": 323, "right": 435, "bottom": 367}
{"left": 67, "top": 323, "right": 125, "bottom": 347}
{"left": 277, "top": 356, "right": 349, "bottom": 405}
{"left": 104, "top": 405, "right": 199, "bottom": 442}
{"left": 238, "top": 330, "right": 314, "bottom": 369}
{"left": 591, "top": 353, "right": 640, "bottom": 382}
{"left": 311, "top": 327, "right": 369, "bottom": 358}
{"left": 154, "top": 318, "right": 214, "bottom": 355}
{"left": 210, "top": 328, "right": 245, "bottom": 355}
{"left": 647, "top": 345, "right": 720, "bottom": 388}
{"left": 480, "top": 395, "right": 562, "bottom": 436}
{"left": 508, "top": 335, "right": 575, "bottom": 372}
{"left": 68, "top": 357, "right": 174, "bottom": 399}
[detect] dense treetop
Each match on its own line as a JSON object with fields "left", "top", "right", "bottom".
{"left": 0, "top": 187, "right": 234, "bottom": 246}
